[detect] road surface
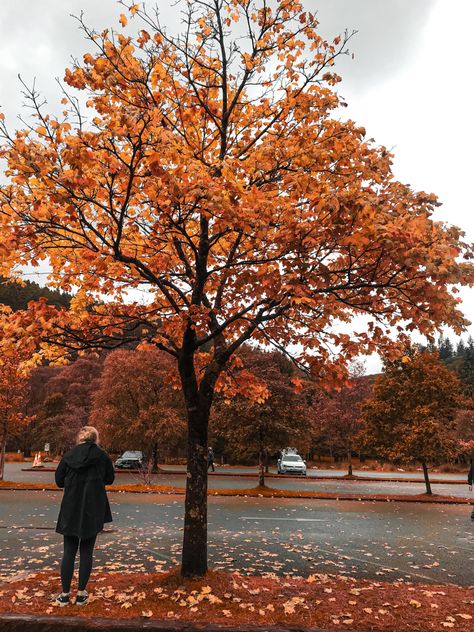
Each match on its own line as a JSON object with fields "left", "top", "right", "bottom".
{"left": 1, "top": 490, "right": 473, "bottom": 586}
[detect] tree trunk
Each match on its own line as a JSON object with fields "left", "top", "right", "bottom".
{"left": 0, "top": 435, "right": 6, "bottom": 482}
{"left": 181, "top": 402, "right": 209, "bottom": 577}
{"left": 347, "top": 449, "right": 353, "bottom": 476}
{"left": 258, "top": 424, "right": 265, "bottom": 487}
{"left": 421, "top": 460, "right": 432, "bottom": 495}
{"left": 152, "top": 443, "right": 159, "bottom": 473}
{"left": 264, "top": 452, "right": 269, "bottom": 474}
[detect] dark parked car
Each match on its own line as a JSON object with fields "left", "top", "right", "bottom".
{"left": 114, "top": 451, "right": 144, "bottom": 470}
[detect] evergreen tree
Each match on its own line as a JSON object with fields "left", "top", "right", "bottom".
{"left": 459, "top": 337, "right": 474, "bottom": 398}
{"left": 456, "top": 339, "right": 466, "bottom": 358}
{"left": 0, "top": 278, "right": 70, "bottom": 311}
{"left": 438, "top": 335, "right": 454, "bottom": 360}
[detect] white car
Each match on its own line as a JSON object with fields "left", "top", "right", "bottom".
{"left": 277, "top": 453, "right": 307, "bottom": 475}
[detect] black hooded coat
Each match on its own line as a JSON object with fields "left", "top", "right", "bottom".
{"left": 55, "top": 442, "right": 115, "bottom": 539}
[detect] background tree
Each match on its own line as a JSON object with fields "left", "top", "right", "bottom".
{"left": 0, "top": 308, "right": 34, "bottom": 479}
{"left": 455, "top": 407, "right": 474, "bottom": 465}
{"left": 438, "top": 335, "right": 454, "bottom": 361}
{"left": 1, "top": 1, "right": 473, "bottom": 576}
{"left": 14, "top": 365, "right": 61, "bottom": 457}
{"left": 0, "top": 278, "right": 70, "bottom": 311}
{"left": 0, "top": 354, "right": 32, "bottom": 480}
{"left": 458, "top": 338, "right": 474, "bottom": 398}
{"left": 212, "top": 347, "right": 308, "bottom": 486}
{"left": 312, "top": 362, "right": 373, "bottom": 475}
{"left": 91, "top": 348, "right": 186, "bottom": 469}
{"left": 32, "top": 355, "right": 104, "bottom": 454}
{"left": 363, "top": 351, "right": 462, "bottom": 494}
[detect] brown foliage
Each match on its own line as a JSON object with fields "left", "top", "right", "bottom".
{"left": 363, "top": 351, "right": 462, "bottom": 487}
{"left": 212, "top": 347, "right": 309, "bottom": 467}
{"left": 91, "top": 348, "right": 186, "bottom": 462}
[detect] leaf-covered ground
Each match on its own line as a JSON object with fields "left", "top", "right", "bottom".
{"left": 0, "top": 569, "right": 473, "bottom": 631}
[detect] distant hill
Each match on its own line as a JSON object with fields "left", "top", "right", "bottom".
{"left": 0, "top": 278, "right": 71, "bottom": 311}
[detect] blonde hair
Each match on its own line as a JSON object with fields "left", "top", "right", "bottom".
{"left": 76, "top": 426, "right": 99, "bottom": 445}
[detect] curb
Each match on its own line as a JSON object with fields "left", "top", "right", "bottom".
{"left": 0, "top": 614, "right": 334, "bottom": 632}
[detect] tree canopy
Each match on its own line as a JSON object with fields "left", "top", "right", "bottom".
{"left": 363, "top": 350, "right": 462, "bottom": 493}
{"left": 91, "top": 347, "right": 186, "bottom": 467}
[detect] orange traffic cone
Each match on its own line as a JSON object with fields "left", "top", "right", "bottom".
{"left": 36, "top": 452, "right": 43, "bottom": 467}
{"left": 32, "top": 452, "right": 39, "bottom": 467}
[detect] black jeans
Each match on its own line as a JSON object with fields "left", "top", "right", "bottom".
{"left": 60, "top": 535, "right": 97, "bottom": 593}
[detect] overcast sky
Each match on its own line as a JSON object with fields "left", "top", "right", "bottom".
{"left": 1, "top": 1, "right": 473, "bottom": 372}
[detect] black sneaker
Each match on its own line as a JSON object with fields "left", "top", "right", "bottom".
{"left": 76, "top": 591, "right": 89, "bottom": 606}
{"left": 53, "top": 593, "right": 70, "bottom": 607}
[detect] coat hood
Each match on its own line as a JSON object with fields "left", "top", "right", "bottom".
{"left": 63, "top": 442, "right": 102, "bottom": 470}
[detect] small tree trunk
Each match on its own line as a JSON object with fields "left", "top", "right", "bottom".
{"left": 258, "top": 424, "right": 265, "bottom": 487}
{"left": 421, "top": 460, "right": 432, "bottom": 495}
{"left": 152, "top": 443, "right": 159, "bottom": 473}
{"left": 0, "top": 434, "right": 6, "bottom": 481}
{"left": 347, "top": 449, "right": 353, "bottom": 476}
{"left": 264, "top": 452, "right": 269, "bottom": 474}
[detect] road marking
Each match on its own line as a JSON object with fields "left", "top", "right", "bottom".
{"left": 240, "top": 516, "right": 326, "bottom": 522}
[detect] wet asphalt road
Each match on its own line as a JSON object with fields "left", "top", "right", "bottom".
{"left": 0, "top": 490, "right": 473, "bottom": 586}
{"left": 3, "top": 463, "right": 471, "bottom": 498}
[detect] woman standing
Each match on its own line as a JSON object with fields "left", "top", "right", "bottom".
{"left": 54, "top": 426, "right": 115, "bottom": 606}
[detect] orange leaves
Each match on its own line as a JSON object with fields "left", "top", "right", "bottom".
{"left": 217, "top": 367, "right": 270, "bottom": 404}
{"left": 0, "top": 0, "right": 472, "bottom": 406}
{"left": 290, "top": 377, "right": 304, "bottom": 394}
{"left": 137, "top": 30, "right": 150, "bottom": 47}
{"left": 363, "top": 350, "right": 462, "bottom": 467}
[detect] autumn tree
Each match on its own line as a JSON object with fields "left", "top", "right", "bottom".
{"left": 1, "top": 1, "right": 473, "bottom": 576}
{"left": 15, "top": 365, "right": 61, "bottom": 457}
{"left": 363, "top": 351, "right": 462, "bottom": 494}
{"left": 455, "top": 408, "right": 474, "bottom": 464}
{"left": 212, "top": 347, "right": 309, "bottom": 485}
{"left": 30, "top": 355, "right": 104, "bottom": 454}
{"left": 312, "top": 362, "right": 373, "bottom": 475}
{"left": 91, "top": 348, "right": 186, "bottom": 469}
{"left": 0, "top": 308, "right": 34, "bottom": 479}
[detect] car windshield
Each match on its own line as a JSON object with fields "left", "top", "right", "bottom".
{"left": 283, "top": 455, "right": 302, "bottom": 462}
{"left": 121, "top": 451, "right": 142, "bottom": 459}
